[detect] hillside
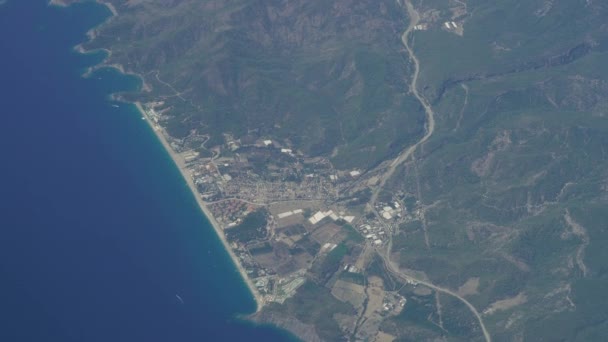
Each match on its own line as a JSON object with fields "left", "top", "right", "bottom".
{"left": 67, "top": 0, "right": 608, "bottom": 340}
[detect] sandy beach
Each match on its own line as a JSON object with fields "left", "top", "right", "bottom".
{"left": 49, "top": 0, "right": 117, "bottom": 16}
{"left": 135, "top": 103, "right": 264, "bottom": 312}
{"left": 48, "top": 0, "right": 70, "bottom": 6}
{"left": 51, "top": 0, "right": 264, "bottom": 313}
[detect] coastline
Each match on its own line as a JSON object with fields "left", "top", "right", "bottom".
{"left": 50, "top": 0, "right": 263, "bottom": 313}
{"left": 135, "top": 102, "right": 264, "bottom": 312}
{"left": 49, "top": 0, "right": 117, "bottom": 15}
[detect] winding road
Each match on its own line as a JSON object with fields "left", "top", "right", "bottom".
{"left": 369, "top": 1, "right": 492, "bottom": 341}
{"left": 369, "top": 0, "right": 435, "bottom": 206}
{"left": 379, "top": 240, "right": 491, "bottom": 342}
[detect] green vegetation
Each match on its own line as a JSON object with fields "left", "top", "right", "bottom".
{"left": 342, "top": 224, "right": 364, "bottom": 243}
{"left": 86, "top": 0, "right": 423, "bottom": 168}
{"left": 386, "top": 293, "right": 443, "bottom": 335}
{"left": 282, "top": 224, "right": 307, "bottom": 237}
{"left": 440, "top": 294, "right": 483, "bottom": 340}
{"left": 225, "top": 210, "right": 267, "bottom": 243}
{"left": 248, "top": 243, "right": 274, "bottom": 256}
{"left": 367, "top": 255, "right": 401, "bottom": 292}
{"left": 386, "top": 1, "right": 608, "bottom": 339}
{"left": 80, "top": 0, "right": 608, "bottom": 339}
{"left": 338, "top": 271, "right": 365, "bottom": 286}
{"left": 312, "top": 243, "right": 349, "bottom": 282}
{"left": 298, "top": 236, "right": 321, "bottom": 256}
{"left": 265, "top": 281, "right": 353, "bottom": 341}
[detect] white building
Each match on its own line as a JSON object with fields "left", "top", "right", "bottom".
{"left": 278, "top": 211, "right": 294, "bottom": 219}
{"left": 343, "top": 216, "right": 355, "bottom": 223}
{"left": 309, "top": 211, "right": 327, "bottom": 224}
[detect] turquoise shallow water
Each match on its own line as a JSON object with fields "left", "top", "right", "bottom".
{"left": 0, "top": 1, "right": 294, "bottom": 341}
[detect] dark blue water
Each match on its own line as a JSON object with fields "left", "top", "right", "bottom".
{"left": 0, "top": 1, "right": 293, "bottom": 341}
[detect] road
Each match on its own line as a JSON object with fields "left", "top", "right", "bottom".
{"left": 379, "top": 240, "right": 491, "bottom": 342}
{"left": 369, "top": 1, "right": 492, "bottom": 341}
{"left": 369, "top": 0, "right": 435, "bottom": 207}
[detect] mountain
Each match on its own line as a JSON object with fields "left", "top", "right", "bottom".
{"left": 65, "top": 0, "right": 608, "bottom": 340}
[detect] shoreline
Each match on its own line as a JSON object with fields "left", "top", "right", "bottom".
{"left": 50, "top": 0, "right": 263, "bottom": 313}
{"left": 135, "top": 102, "right": 264, "bottom": 312}
{"left": 49, "top": 0, "right": 117, "bottom": 16}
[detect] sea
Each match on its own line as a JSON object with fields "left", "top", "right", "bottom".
{"left": 0, "top": 1, "right": 294, "bottom": 341}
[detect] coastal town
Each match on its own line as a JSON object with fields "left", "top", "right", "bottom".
{"left": 141, "top": 101, "right": 427, "bottom": 339}
{"left": 34, "top": 0, "right": 605, "bottom": 340}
